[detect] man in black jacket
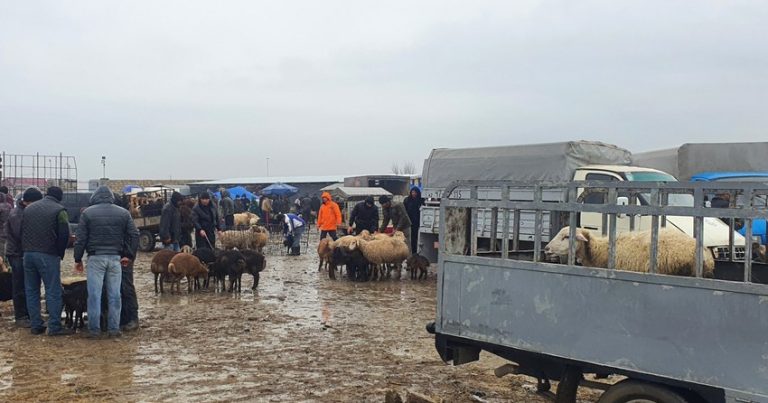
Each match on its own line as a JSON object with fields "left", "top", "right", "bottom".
{"left": 403, "top": 186, "right": 424, "bottom": 253}
{"left": 5, "top": 187, "right": 43, "bottom": 327}
{"left": 74, "top": 186, "right": 139, "bottom": 338}
{"left": 159, "top": 191, "right": 183, "bottom": 251}
{"left": 347, "top": 197, "right": 379, "bottom": 235}
{"left": 192, "top": 191, "right": 220, "bottom": 249}
{"left": 22, "top": 186, "right": 72, "bottom": 336}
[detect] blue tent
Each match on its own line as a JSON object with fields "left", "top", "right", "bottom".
{"left": 213, "top": 186, "right": 258, "bottom": 201}
{"left": 261, "top": 182, "right": 298, "bottom": 196}
{"left": 122, "top": 184, "right": 143, "bottom": 193}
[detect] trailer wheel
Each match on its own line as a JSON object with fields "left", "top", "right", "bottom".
{"left": 597, "top": 380, "right": 687, "bottom": 403}
{"left": 139, "top": 230, "right": 155, "bottom": 252}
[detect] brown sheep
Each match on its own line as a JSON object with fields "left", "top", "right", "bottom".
{"left": 544, "top": 226, "right": 715, "bottom": 278}
{"left": 167, "top": 253, "right": 209, "bottom": 293}
{"left": 317, "top": 236, "right": 335, "bottom": 278}
{"left": 150, "top": 249, "right": 179, "bottom": 293}
{"left": 405, "top": 254, "right": 430, "bottom": 280}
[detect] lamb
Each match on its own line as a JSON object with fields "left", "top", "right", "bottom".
{"left": 405, "top": 254, "right": 430, "bottom": 280}
{"left": 355, "top": 232, "right": 410, "bottom": 280}
{"left": 192, "top": 247, "right": 218, "bottom": 289}
{"left": 317, "top": 236, "right": 334, "bottom": 276}
{"left": 167, "top": 253, "right": 209, "bottom": 293}
{"left": 234, "top": 212, "right": 260, "bottom": 227}
{"left": 544, "top": 226, "right": 715, "bottom": 278}
{"left": 214, "top": 250, "right": 247, "bottom": 292}
{"left": 150, "top": 249, "right": 179, "bottom": 293}
{"left": 240, "top": 249, "right": 266, "bottom": 290}
{"left": 332, "top": 244, "right": 370, "bottom": 282}
{"left": 61, "top": 277, "right": 88, "bottom": 330}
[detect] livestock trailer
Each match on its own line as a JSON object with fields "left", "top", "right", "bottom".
{"left": 429, "top": 180, "right": 768, "bottom": 403}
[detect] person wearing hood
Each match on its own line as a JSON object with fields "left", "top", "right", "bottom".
{"left": 74, "top": 186, "right": 139, "bottom": 338}
{"left": 317, "top": 191, "right": 342, "bottom": 241}
{"left": 347, "top": 196, "right": 379, "bottom": 235}
{"left": 22, "top": 186, "right": 71, "bottom": 336}
{"left": 277, "top": 212, "right": 306, "bottom": 255}
{"left": 5, "top": 187, "right": 43, "bottom": 327}
{"left": 378, "top": 195, "right": 412, "bottom": 251}
{"left": 159, "top": 191, "right": 183, "bottom": 251}
{"left": 192, "top": 191, "right": 221, "bottom": 249}
{"left": 220, "top": 189, "right": 235, "bottom": 229}
{"left": 403, "top": 186, "right": 424, "bottom": 253}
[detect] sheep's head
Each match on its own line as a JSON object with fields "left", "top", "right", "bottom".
{"left": 544, "top": 226, "right": 589, "bottom": 261}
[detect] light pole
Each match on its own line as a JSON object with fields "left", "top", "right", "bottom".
{"left": 101, "top": 156, "right": 107, "bottom": 179}
{"left": 266, "top": 157, "right": 270, "bottom": 177}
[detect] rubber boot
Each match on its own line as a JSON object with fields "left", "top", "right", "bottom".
{"left": 291, "top": 246, "right": 300, "bottom": 256}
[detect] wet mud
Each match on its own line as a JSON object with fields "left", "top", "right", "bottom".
{"left": 0, "top": 236, "right": 601, "bottom": 402}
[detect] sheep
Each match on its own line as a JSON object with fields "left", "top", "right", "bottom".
{"left": 219, "top": 227, "right": 269, "bottom": 252}
{"left": 167, "top": 253, "right": 209, "bottom": 293}
{"left": 214, "top": 250, "right": 247, "bottom": 292}
{"left": 0, "top": 256, "right": 8, "bottom": 273}
{"left": 331, "top": 244, "right": 370, "bottom": 282}
{"left": 234, "top": 212, "right": 260, "bottom": 227}
{"left": 752, "top": 241, "right": 767, "bottom": 263}
{"left": 181, "top": 245, "right": 193, "bottom": 254}
{"left": 317, "top": 236, "right": 334, "bottom": 276}
{"left": 192, "top": 247, "right": 218, "bottom": 289}
{"left": 355, "top": 233, "right": 410, "bottom": 280}
{"left": 150, "top": 249, "right": 179, "bottom": 293}
{"left": 240, "top": 250, "right": 266, "bottom": 290}
{"left": 405, "top": 254, "right": 430, "bottom": 280}
{"left": 544, "top": 226, "right": 715, "bottom": 278}
{"left": 61, "top": 277, "right": 88, "bottom": 330}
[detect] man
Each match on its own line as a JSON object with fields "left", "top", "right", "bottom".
{"left": 159, "top": 191, "right": 183, "bottom": 251}
{"left": 220, "top": 190, "right": 235, "bottom": 229}
{"left": 310, "top": 194, "right": 321, "bottom": 223}
{"left": 0, "top": 186, "right": 10, "bottom": 257}
{"left": 111, "top": 191, "right": 140, "bottom": 332}
{"left": 403, "top": 186, "right": 424, "bottom": 253}
{"left": 278, "top": 213, "right": 306, "bottom": 255}
{"left": 74, "top": 186, "right": 139, "bottom": 338}
{"left": 178, "top": 197, "right": 195, "bottom": 248}
{"left": 22, "top": 186, "right": 72, "bottom": 336}
{"left": 192, "top": 191, "right": 220, "bottom": 249}
{"left": 5, "top": 187, "right": 43, "bottom": 327}
{"left": 234, "top": 195, "right": 245, "bottom": 214}
{"left": 317, "top": 192, "right": 342, "bottom": 241}
{"left": 260, "top": 195, "right": 273, "bottom": 224}
{"left": 347, "top": 196, "right": 379, "bottom": 235}
{"left": 300, "top": 194, "right": 312, "bottom": 227}
{"left": 378, "top": 195, "right": 412, "bottom": 249}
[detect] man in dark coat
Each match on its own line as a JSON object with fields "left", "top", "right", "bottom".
{"left": 22, "top": 186, "right": 72, "bottom": 336}
{"left": 378, "top": 195, "right": 412, "bottom": 251}
{"left": 159, "top": 191, "right": 183, "bottom": 251}
{"left": 192, "top": 192, "right": 221, "bottom": 249}
{"left": 347, "top": 196, "right": 379, "bottom": 235}
{"left": 403, "top": 186, "right": 424, "bottom": 253}
{"left": 5, "top": 187, "right": 43, "bottom": 327}
{"left": 74, "top": 186, "right": 139, "bottom": 338}
{"left": 220, "top": 190, "right": 235, "bottom": 229}
{"left": 0, "top": 186, "right": 11, "bottom": 257}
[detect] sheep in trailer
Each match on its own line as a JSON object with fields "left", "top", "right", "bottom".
{"left": 544, "top": 226, "right": 715, "bottom": 277}
{"left": 150, "top": 249, "right": 178, "bottom": 293}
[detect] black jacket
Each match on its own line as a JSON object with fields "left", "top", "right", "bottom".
{"left": 4, "top": 202, "right": 24, "bottom": 257}
{"left": 403, "top": 188, "right": 424, "bottom": 226}
{"left": 159, "top": 192, "right": 183, "bottom": 243}
{"left": 22, "top": 195, "right": 70, "bottom": 258}
{"left": 192, "top": 203, "right": 220, "bottom": 234}
{"left": 0, "top": 192, "right": 10, "bottom": 243}
{"left": 74, "top": 186, "right": 139, "bottom": 262}
{"left": 349, "top": 201, "right": 379, "bottom": 233}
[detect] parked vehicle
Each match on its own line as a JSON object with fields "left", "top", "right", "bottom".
{"left": 428, "top": 180, "right": 768, "bottom": 403}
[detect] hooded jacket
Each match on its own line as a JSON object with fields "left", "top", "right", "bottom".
{"left": 192, "top": 196, "right": 220, "bottom": 234}
{"left": 159, "top": 191, "right": 183, "bottom": 243}
{"left": 349, "top": 198, "right": 379, "bottom": 233}
{"left": 317, "top": 192, "right": 342, "bottom": 231}
{"left": 74, "top": 186, "right": 139, "bottom": 262}
{"left": 403, "top": 186, "right": 424, "bottom": 226}
{"left": 380, "top": 200, "right": 411, "bottom": 233}
{"left": 4, "top": 193, "right": 24, "bottom": 257}
{"left": 220, "top": 190, "right": 235, "bottom": 216}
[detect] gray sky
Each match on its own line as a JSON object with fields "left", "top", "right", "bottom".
{"left": 2, "top": 1, "right": 766, "bottom": 181}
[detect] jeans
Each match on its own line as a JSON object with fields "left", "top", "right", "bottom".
{"left": 8, "top": 255, "right": 29, "bottom": 320}
{"left": 292, "top": 226, "right": 304, "bottom": 248}
{"left": 120, "top": 260, "right": 138, "bottom": 326}
{"left": 86, "top": 255, "right": 122, "bottom": 334}
{"left": 24, "top": 252, "right": 64, "bottom": 333}
{"left": 164, "top": 243, "right": 180, "bottom": 252}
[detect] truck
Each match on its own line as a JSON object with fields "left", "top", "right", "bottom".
{"left": 428, "top": 179, "right": 768, "bottom": 403}
{"left": 418, "top": 141, "right": 745, "bottom": 263}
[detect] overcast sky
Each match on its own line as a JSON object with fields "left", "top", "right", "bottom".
{"left": 1, "top": 1, "right": 766, "bottom": 181}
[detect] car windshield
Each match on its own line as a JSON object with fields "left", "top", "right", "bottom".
{"left": 625, "top": 171, "right": 694, "bottom": 207}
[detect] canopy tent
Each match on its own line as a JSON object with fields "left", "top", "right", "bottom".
{"left": 121, "top": 184, "right": 143, "bottom": 193}
{"left": 261, "top": 182, "right": 298, "bottom": 196}
{"left": 213, "top": 185, "right": 258, "bottom": 200}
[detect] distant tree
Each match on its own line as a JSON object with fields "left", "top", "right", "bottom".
{"left": 391, "top": 161, "right": 416, "bottom": 175}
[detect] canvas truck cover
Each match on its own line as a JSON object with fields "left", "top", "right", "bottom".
{"left": 421, "top": 141, "right": 632, "bottom": 189}
{"left": 632, "top": 142, "right": 768, "bottom": 181}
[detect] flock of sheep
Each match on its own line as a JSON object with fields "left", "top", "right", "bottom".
{"left": 317, "top": 230, "right": 430, "bottom": 281}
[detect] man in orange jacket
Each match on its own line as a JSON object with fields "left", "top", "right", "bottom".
{"left": 317, "top": 192, "right": 341, "bottom": 241}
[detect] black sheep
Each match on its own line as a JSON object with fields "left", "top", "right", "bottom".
{"left": 332, "top": 247, "right": 370, "bottom": 282}
{"left": 62, "top": 279, "right": 88, "bottom": 330}
{"left": 240, "top": 250, "right": 266, "bottom": 290}
{"left": 193, "top": 247, "right": 218, "bottom": 289}
{"left": 214, "top": 250, "right": 246, "bottom": 292}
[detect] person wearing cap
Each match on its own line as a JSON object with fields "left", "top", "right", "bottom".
{"left": 159, "top": 191, "right": 184, "bottom": 251}
{"left": 74, "top": 186, "right": 139, "bottom": 338}
{"left": 403, "top": 186, "right": 424, "bottom": 253}
{"left": 317, "top": 191, "right": 342, "bottom": 241}
{"left": 347, "top": 196, "right": 379, "bottom": 235}
{"left": 4, "top": 187, "right": 43, "bottom": 327}
{"left": 192, "top": 191, "right": 221, "bottom": 249}
{"left": 22, "top": 186, "right": 72, "bottom": 336}
{"left": 378, "top": 195, "right": 412, "bottom": 249}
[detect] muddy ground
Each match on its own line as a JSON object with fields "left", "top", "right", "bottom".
{"left": 0, "top": 235, "right": 602, "bottom": 402}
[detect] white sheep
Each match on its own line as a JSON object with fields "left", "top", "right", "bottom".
{"left": 355, "top": 232, "right": 410, "bottom": 280}
{"left": 544, "top": 226, "right": 715, "bottom": 277}
{"left": 234, "top": 212, "right": 260, "bottom": 227}
{"left": 218, "top": 227, "right": 268, "bottom": 252}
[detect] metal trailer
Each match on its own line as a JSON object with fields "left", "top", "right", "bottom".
{"left": 429, "top": 180, "right": 768, "bottom": 403}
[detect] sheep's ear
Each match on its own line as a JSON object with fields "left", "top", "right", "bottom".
{"left": 349, "top": 239, "right": 357, "bottom": 251}
{"left": 575, "top": 231, "right": 589, "bottom": 243}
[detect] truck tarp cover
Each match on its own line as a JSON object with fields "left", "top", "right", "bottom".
{"left": 422, "top": 141, "right": 632, "bottom": 188}
{"left": 632, "top": 142, "right": 768, "bottom": 180}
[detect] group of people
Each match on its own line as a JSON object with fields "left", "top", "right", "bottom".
{"left": 0, "top": 185, "right": 140, "bottom": 338}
